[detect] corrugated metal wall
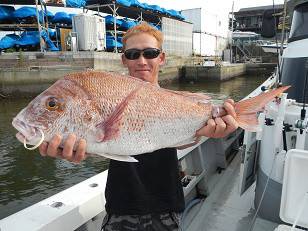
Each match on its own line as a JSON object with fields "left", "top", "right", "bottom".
{"left": 162, "top": 17, "right": 193, "bottom": 57}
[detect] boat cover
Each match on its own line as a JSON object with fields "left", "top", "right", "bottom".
{"left": 141, "top": 3, "right": 152, "bottom": 11}
{"left": 14, "top": 31, "right": 59, "bottom": 51}
{"left": 167, "top": 9, "right": 185, "bottom": 20}
{"left": 116, "top": 0, "right": 131, "bottom": 7}
{"left": 129, "top": 0, "right": 142, "bottom": 8}
{"left": 41, "top": 9, "right": 54, "bottom": 19}
{"left": 0, "top": 34, "right": 19, "bottom": 50}
{"left": 148, "top": 4, "right": 164, "bottom": 13}
{"left": 13, "top": 6, "right": 54, "bottom": 22}
{"left": 106, "top": 35, "right": 123, "bottom": 49}
{"left": 85, "top": 0, "right": 185, "bottom": 20}
{"left": 0, "top": 5, "right": 15, "bottom": 22}
{"left": 120, "top": 18, "right": 137, "bottom": 30}
{"left": 15, "top": 31, "right": 40, "bottom": 47}
{"left": 105, "top": 15, "right": 122, "bottom": 26}
{"left": 117, "top": 35, "right": 122, "bottom": 43}
{"left": 41, "top": 30, "right": 59, "bottom": 51}
{"left": 48, "top": 28, "right": 57, "bottom": 39}
{"left": 52, "top": 12, "right": 72, "bottom": 24}
{"left": 66, "top": 0, "right": 86, "bottom": 8}
{"left": 13, "top": 6, "right": 37, "bottom": 19}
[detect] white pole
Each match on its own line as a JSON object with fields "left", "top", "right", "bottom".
{"left": 230, "top": 0, "right": 234, "bottom": 63}
{"left": 35, "top": 0, "right": 44, "bottom": 52}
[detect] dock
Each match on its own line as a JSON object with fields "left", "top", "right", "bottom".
{"left": 180, "top": 63, "right": 246, "bottom": 82}
{"left": 180, "top": 63, "right": 275, "bottom": 82}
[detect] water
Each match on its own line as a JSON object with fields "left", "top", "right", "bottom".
{"left": 0, "top": 73, "right": 268, "bottom": 219}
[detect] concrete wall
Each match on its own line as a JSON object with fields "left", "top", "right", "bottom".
{"left": 180, "top": 64, "right": 246, "bottom": 82}
{"left": 246, "top": 63, "right": 276, "bottom": 75}
{"left": 0, "top": 68, "right": 82, "bottom": 96}
{"left": 0, "top": 51, "right": 198, "bottom": 96}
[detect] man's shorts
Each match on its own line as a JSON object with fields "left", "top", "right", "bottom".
{"left": 101, "top": 212, "right": 182, "bottom": 231}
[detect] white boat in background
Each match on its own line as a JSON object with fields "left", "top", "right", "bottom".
{"left": 231, "top": 31, "right": 260, "bottom": 39}
{"left": 1, "top": 0, "right": 308, "bottom": 230}
{"left": 259, "top": 41, "right": 287, "bottom": 53}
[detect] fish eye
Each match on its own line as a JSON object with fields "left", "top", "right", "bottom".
{"left": 48, "top": 100, "right": 56, "bottom": 107}
{"left": 46, "top": 97, "right": 59, "bottom": 111}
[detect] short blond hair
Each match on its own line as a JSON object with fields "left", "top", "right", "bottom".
{"left": 122, "top": 22, "right": 163, "bottom": 50}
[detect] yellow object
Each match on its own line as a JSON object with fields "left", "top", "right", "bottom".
{"left": 60, "top": 28, "right": 72, "bottom": 51}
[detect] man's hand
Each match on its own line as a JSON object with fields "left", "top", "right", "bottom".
{"left": 39, "top": 134, "right": 87, "bottom": 164}
{"left": 196, "top": 99, "right": 238, "bottom": 139}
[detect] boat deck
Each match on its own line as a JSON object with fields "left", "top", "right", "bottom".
{"left": 184, "top": 153, "right": 279, "bottom": 231}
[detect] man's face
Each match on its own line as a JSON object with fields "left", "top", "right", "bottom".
{"left": 122, "top": 33, "right": 165, "bottom": 84}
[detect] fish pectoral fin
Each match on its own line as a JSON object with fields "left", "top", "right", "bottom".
{"left": 95, "top": 152, "right": 138, "bottom": 162}
{"left": 95, "top": 87, "right": 141, "bottom": 142}
{"left": 236, "top": 113, "right": 261, "bottom": 132}
{"left": 172, "top": 137, "right": 198, "bottom": 149}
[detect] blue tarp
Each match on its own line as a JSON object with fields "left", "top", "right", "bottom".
{"left": 13, "top": 7, "right": 54, "bottom": 22}
{"left": 13, "top": 7, "right": 37, "bottom": 19}
{"left": 41, "top": 30, "right": 59, "bottom": 51}
{"left": 105, "top": 15, "right": 122, "bottom": 27}
{"left": 120, "top": 18, "right": 137, "bottom": 30}
{"left": 0, "top": 34, "right": 19, "bottom": 50}
{"left": 0, "top": 5, "right": 15, "bottom": 22}
{"left": 117, "top": 35, "right": 122, "bottom": 43}
{"left": 14, "top": 31, "right": 59, "bottom": 51}
{"left": 41, "top": 9, "right": 54, "bottom": 19}
{"left": 167, "top": 9, "right": 185, "bottom": 20}
{"left": 52, "top": 12, "right": 72, "bottom": 24}
{"left": 66, "top": 0, "right": 86, "bottom": 8}
{"left": 106, "top": 35, "right": 123, "bottom": 49}
{"left": 148, "top": 5, "right": 164, "bottom": 14}
{"left": 130, "top": 0, "right": 143, "bottom": 8}
{"left": 116, "top": 0, "right": 131, "bottom": 7}
{"left": 140, "top": 3, "right": 152, "bottom": 11}
{"left": 48, "top": 28, "right": 57, "bottom": 39}
{"left": 15, "top": 31, "right": 40, "bottom": 47}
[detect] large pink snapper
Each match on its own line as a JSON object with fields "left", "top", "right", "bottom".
{"left": 12, "top": 71, "right": 289, "bottom": 162}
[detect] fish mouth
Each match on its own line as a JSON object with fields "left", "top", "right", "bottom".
{"left": 12, "top": 118, "right": 41, "bottom": 145}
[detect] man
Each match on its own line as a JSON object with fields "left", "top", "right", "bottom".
{"left": 39, "top": 22, "right": 238, "bottom": 230}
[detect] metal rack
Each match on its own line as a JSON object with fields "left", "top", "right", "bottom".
{"left": 35, "top": 0, "right": 47, "bottom": 51}
{"left": 84, "top": 0, "right": 178, "bottom": 52}
{"left": 0, "top": 0, "right": 65, "bottom": 52}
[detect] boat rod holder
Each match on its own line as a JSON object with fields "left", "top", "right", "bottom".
{"left": 295, "top": 119, "right": 308, "bottom": 130}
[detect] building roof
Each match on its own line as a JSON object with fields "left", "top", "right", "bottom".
{"left": 238, "top": 4, "right": 284, "bottom": 12}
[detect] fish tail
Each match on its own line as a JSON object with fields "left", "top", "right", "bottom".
{"left": 234, "top": 86, "right": 290, "bottom": 131}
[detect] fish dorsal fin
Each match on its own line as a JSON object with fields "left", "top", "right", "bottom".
{"left": 164, "top": 89, "right": 211, "bottom": 104}
{"left": 95, "top": 87, "right": 141, "bottom": 142}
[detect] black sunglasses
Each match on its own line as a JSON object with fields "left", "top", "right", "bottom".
{"left": 124, "top": 48, "right": 161, "bottom": 60}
